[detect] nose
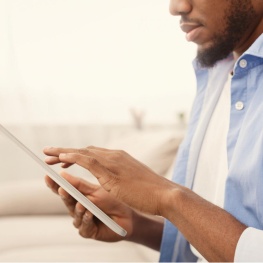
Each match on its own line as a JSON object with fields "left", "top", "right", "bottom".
{"left": 169, "top": 0, "right": 192, "bottom": 16}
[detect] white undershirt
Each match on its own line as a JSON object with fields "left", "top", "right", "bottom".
{"left": 190, "top": 75, "right": 231, "bottom": 261}
{"left": 188, "top": 73, "right": 263, "bottom": 262}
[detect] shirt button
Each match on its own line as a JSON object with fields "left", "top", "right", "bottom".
{"left": 235, "top": 101, "right": 244, "bottom": 111}
{"left": 239, "top": 59, "right": 247, "bottom": 68}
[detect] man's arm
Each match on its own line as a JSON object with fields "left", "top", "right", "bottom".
{"left": 44, "top": 146, "right": 247, "bottom": 261}
{"left": 161, "top": 186, "right": 247, "bottom": 262}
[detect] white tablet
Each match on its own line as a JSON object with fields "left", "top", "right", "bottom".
{"left": 0, "top": 124, "right": 127, "bottom": 237}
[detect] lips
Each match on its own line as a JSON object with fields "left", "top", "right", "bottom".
{"left": 180, "top": 23, "right": 201, "bottom": 33}
{"left": 180, "top": 22, "right": 203, "bottom": 42}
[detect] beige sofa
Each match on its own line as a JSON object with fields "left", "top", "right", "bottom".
{"left": 0, "top": 124, "right": 183, "bottom": 262}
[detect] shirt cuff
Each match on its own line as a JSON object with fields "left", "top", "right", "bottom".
{"left": 235, "top": 227, "right": 263, "bottom": 262}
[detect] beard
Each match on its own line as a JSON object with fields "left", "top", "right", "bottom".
{"left": 196, "top": 1, "right": 256, "bottom": 68}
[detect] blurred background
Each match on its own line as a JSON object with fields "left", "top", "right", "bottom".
{"left": 0, "top": 0, "right": 197, "bottom": 261}
{"left": 0, "top": 0, "right": 196, "bottom": 125}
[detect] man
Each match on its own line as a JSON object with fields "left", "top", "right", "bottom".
{"left": 44, "top": 0, "right": 263, "bottom": 261}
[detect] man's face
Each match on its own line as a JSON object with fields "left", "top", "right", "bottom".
{"left": 170, "top": 0, "right": 257, "bottom": 68}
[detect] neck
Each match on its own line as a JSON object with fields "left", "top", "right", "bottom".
{"left": 233, "top": 19, "right": 263, "bottom": 61}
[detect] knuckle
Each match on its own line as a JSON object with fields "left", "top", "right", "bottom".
{"left": 74, "top": 210, "right": 82, "bottom": 218}
{"left": 79, "top": 229, "right": 88, "bottom": 238}
{"left": 111, "top": 150, "right": 126, "bottom": 160}
{"left": 64, "top": 197, "right": 75, "bottom": 207}
{"left": 69, "top": 211, "right": 74, "bottom": 217}
{"left": 108, "top": 162, "right": 119, "bottom": 172}
{"left": 102, "top": 175, "right": 120, "bottom": 194}
{"left": 88, "top": 157, "right": 98, "bottom": 165}
{"left": 87, "top": 145, "right": 95, "bottom": 149}
{"left": 117, "top": 149, "right": 125, "bottom": 155}
{"left": 56, "top": 147, "right": 65, "bottom": 154}
{"left": 73, "top": 220, "right": 79, "bottom": 228}
{"left": 83, "top": 213, "right": 92, "bottom": 224}
{"left": 77, "top": 148, "right": 89, "bottom": 155}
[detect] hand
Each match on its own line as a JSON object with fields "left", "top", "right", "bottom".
{"left": 45, "top": 170, "right": 135, "bottom": 242}
{"left": 44, "top": 146, "right": 175, "bottom": 215}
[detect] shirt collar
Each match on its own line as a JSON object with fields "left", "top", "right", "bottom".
{"left": 243, "top": 32, "right": 263, "bottom": 59}
{"left": 192, "top": 32, "right": 263, "bottom": 73}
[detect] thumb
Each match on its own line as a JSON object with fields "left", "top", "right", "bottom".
{"left": 59, "top": 170, "right": 99, "bottom": 196}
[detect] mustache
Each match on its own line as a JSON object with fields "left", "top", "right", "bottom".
{"left": 180, "top": 16, "right": 204, "bottom": 26}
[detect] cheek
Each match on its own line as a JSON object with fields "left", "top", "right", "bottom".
{"left": 205, "top": 14, "right": 226, "bottom": 38}
{"left": 198, "top": 1, "right": 227, "bottom": 31}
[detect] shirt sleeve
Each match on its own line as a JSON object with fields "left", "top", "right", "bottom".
{"left": 235, "top": 227, "right": 263, "bottom": 262}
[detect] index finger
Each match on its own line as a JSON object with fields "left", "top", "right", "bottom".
{"left": 44, "top": 146, "right": 117, "bottom": 157}
{"left": 44, "top": 147, "right": 88, "bottom": 166}
{"left": 43, "top": 146, "right": 79, "bottom": 157}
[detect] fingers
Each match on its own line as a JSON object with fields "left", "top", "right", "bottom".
{"left": 45, "top": 176, "right": 78, "bottom": 217}
{"left": 45, "top": 171, "right": 84, "bottom": 215}
{"left": 58, "top": 153, "right": 116, "bottom": 191}
{"left": 73, "top": 202, "right": 86, "bottom": 227}
{"left": 59, "top": 185, "right": 98, "bottom": 238}
{"left": 60, "top": 170, "right": 99, "bottom": 195}
{"left": 44, "top": 154, "right": 73, "bottom": 168}
{"left": 44, "top": 146, "right": 108, "bottom": 166}
{"left": 72, "top": 201, "right": 98, "bottom": 238}
{"left": 58, "top": 185, "right": 98, "bottom": 237}
{"left": 46, "top": 168, "right": 100, "bottom": 196}
{"left": 44, "top": 146, "right": 117, "bottom": 160}
{"left": 44, "top": 146, "right": 120, "bottom": 195}
{"left": 44, "top": 147, "right": 78, "bottom": 166}
{"left": 44, "top": 155, "right": 73, "bottom": 168}
{"left": 45, "top": 170, "right": 101, "bottom": 217}
{"left": 44, "top": 146, "right": 101, "bottom": 158}
{"left": 44, "top": 146, "right": 78, "bottom": 156}
{"left": 78, "top": 210, "right": 97, "bottom": 238}
{"left": 45, "top": 175, "right": 60, "bottom": 194}
{"left": 61, "top": 162, "right": 73, "bottom": 168}
{"left": 44, "top": 156, "right": 60, "bottom": 165}
{"left": 59, "top": 188, "right": 97, "bottom": 238}
{"left": 58, "top": 186, "right": 77, "bottom": 216}
{"left": 44, "top": 146, "right": 122, "bottom": 173}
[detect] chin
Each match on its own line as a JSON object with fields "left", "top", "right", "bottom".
{"left": 197, "top": 41, "right": 214, "bottom": 53}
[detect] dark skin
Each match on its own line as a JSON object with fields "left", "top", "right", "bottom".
{"left": 44, "top": 146, "right": 246, "bottom": 262}
{"left": 44, "top": 0, "right": 263, "bottom": 261}
{"left": 45, "top": 170, "right": 164, "bottom": 250}
{"left": 173, "top": 0, "right": 263, "bottom": 65}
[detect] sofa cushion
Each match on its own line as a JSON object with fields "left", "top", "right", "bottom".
{"left": 105, "top": 129, "right": 182, "bottom": 177}
{"left": 0, "top": 179, "right": 68, "bottom": 216}
{"left": 0, "top": 215, "right": 159, "bottom": 262}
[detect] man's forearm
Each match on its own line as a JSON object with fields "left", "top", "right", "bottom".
{"left": 127, "top": 212, "right": 164, "bottom": 251}
{"left": 161, "top": 186, "right": 247, "bottom": 262}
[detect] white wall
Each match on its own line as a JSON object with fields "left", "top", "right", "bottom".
{"left": 0, "top": 0, "right": 196, "bottom": 125}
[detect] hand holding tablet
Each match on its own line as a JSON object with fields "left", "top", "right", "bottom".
{"left": 0, "top": 124, "right": 127, "bottom": 237}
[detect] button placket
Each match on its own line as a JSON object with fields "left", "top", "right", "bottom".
{"left": 232, "top": 59, "right": 247, "bottom": 112}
